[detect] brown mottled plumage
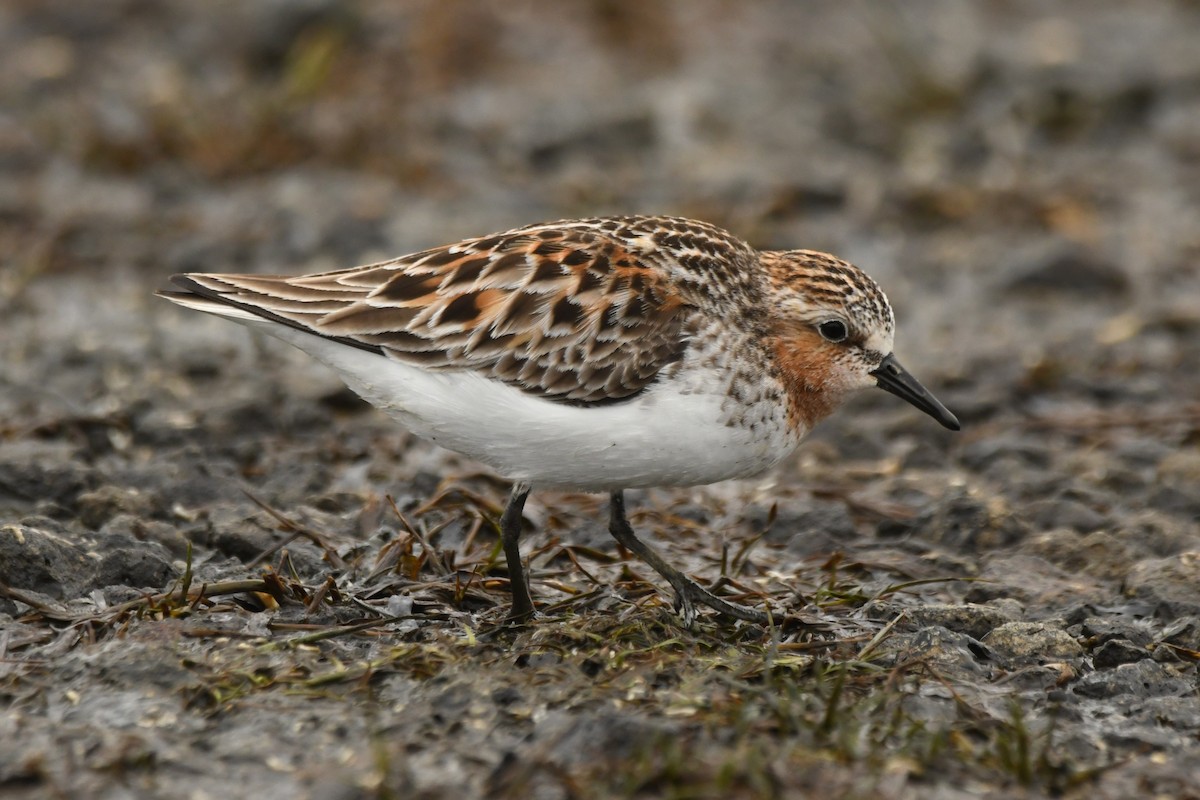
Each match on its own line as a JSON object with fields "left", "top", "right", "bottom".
{"left": 160, "top": 215, "right": 958, "bottom": 625}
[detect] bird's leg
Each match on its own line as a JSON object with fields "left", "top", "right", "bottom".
{"left": 500, "top": 482, "right": 534, "bottom": 621}
{"left": 607, "top": 491, "right": 770, "bottom": 626}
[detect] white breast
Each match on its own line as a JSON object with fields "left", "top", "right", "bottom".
{"left": 253, "top": 322, "right": 802, "bottom": 491}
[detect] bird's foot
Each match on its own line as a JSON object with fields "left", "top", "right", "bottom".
{"left": 669, "top": 576, "right": 771, "bottom": 627}
{"left": 505, "top": 589, "right": 536, "bottom": 624}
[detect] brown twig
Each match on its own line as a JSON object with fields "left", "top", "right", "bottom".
{"left": 243, "top": 489, "right": 347, "bottom": 569}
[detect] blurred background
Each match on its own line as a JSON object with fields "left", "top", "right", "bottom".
{"left": 5, "top": 0, "right": 1200, "bottom": 485}
{"left": 6, "top": 1, "right": 1198, "bottom": 348}
{"left": 3, "top": 2, "right": 1200, "bottom": 796}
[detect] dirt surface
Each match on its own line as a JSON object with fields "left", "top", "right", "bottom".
{"left": 3, "top": 2, "right": 1200, "bottom": 798}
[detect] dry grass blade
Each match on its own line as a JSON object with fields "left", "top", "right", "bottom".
{"left": 386, "top": 494, "right": 451, "bottom": 575}
{"left": 0, "top": 584, "right": 83, "bottom": 623}
{"left": 554, "top": 545, "right": 606, "bottom": 586}
{"left": 0, "top": 578, "right": 284, "bottom": 626}
{"left": 279, "top": 617, "right": 410, "bottom": 647}
{"left": 856, "top": 611, "right": 906, "bottom": 662}
{"left": 242, "top": 488, "right": 347, "bottom": 569}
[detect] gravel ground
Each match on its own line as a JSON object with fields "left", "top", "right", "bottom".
{"left": 3, "top": 2, "right": 1200, "bottom": 798}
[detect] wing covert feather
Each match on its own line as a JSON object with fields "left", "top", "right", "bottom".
{"left": 172, "top": 225, "right": 692, "bottom": 404}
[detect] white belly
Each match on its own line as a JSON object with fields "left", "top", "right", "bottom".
{"left": 258, "top": 323, "right": 801, "bottom": 490}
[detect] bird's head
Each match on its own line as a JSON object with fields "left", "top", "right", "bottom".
{"left": 762, "top": 250, "right": 960, "bottom": 431}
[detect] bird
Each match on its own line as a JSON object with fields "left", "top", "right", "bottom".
{"left": 158, "top": 214, "right": 959, "bottom": 625}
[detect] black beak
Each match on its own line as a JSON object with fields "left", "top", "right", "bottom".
{"left": 870, "top": 354, "right": 960, "bottom": 431}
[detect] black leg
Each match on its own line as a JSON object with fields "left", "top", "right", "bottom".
{"left": 607, "top": 491, "right": 770, "bottom": 626}
{"left": 500, "top": 482, "right": 534, "bottom": 621}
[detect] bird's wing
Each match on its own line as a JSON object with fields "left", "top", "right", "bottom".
{"left": 165, "top": 223, "right": 692, "bottom": 405}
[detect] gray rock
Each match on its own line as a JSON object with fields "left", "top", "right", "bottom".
{"left": 0, "top": 521, "right": 95, "bottom": 598}
{"left": 1128, "top": 697, "right": 1200, "bottom": 731}
{"left": 982, "top": 621, "right": 1084, "bottom": 662}
{"left": 100, "top": 513, "right": 190, "bottom": 558}
{"left": 76, "top": 485, "right": 157, "bottom": 530}
{"left": 1078, "top": 616, "right": 1155, "bottom": 648}
{"left": 94, "top": 545, "right": 177, "bottom": 591}
{"left": 1092, "top": 638, "right": 1148, "bottom": 668}
{"left": 883, "top": 626, "right": 993, "bottom": 681}
{"left": 1124, "top": 554, "right": 1200, "bottom": 617}
{"left": 1073, "top": 660, "right": 1191, "bottom": 699}
{"left": 1159, "top": 617, "right": 1200, "bottom": 650}
{"left": 776, "top": 501, "right": 860, "bottom": 554}
{"left": 906, "top": 602, "right": 1020, "bottom": 640}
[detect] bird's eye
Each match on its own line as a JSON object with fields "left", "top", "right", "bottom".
{"left": 817, "top": 319, "right": 849, "bottom": 343}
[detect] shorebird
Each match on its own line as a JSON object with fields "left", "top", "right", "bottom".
{"left": 159, "top": 215, "right": 959, "bottom": 624}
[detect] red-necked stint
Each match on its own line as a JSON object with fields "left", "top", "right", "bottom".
{"left": 160, "top": 215, "right": 959, "bottom": 625}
